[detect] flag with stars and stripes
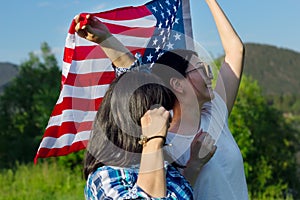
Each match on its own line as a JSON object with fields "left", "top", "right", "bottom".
{"left": 34, "top": 0, "right": 194, "bottom": 162}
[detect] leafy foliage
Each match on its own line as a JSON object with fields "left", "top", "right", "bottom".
{"left": 229, "top": 76, "right": 300, "bottom": 199}
{"left": 0, "top": 42, "right": 61, "bottom": 168}
{"left": 268, "top": 93, "right": 300, "bottom": 115}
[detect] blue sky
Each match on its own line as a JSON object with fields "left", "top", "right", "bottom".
{"left": 0, "top": 0, "right": 299, "bottom": 66}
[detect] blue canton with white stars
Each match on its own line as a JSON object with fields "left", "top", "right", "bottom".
{"left": 143, "top": 0, "right": 186, "bottom": 64}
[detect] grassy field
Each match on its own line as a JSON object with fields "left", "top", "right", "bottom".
{"left": 0, "top": 161, "right": 295, "bottom": 199}
{"left": 0, "top": 162, "right": 85, "bottom": 200}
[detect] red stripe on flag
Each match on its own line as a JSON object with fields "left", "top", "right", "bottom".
{"left": 34, "top": 141, "right": 88, "bottom": 164}
{"left": 43, "top": 121, "right": 93, "bottom": 138}
{"left": 94, "top": 5, "right": 152, "bottom": 20}
{"left": 104, "top": 23, "right": 155, "bottom": 37}
{"left": 63, "top": 47, "right": 75, "bottom": 63}
{"left": 64, "top": 71, "right": 115, "bottom": 87}
{"left": 68, "top": 20, "right": 76, "bottom": 34}
{"left": 50, "top": 97, "right": 103, "bottom": 116}
{"left": 73, "top": 45, "right": 105, "bottom": 60}
{"left": 61, "top": 75, "right": 67, "bottom": 86}
{"left": 68, "top": 5, "right": 152, "bottom": 34}
{"left": 72, "top": 46, "right": 146, "bottom": 61}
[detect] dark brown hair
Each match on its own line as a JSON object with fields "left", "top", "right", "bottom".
{"left": 151, "top": 49, "right": 198, "bottom": 88}
{"left": 83, "top": 70, "right": 175, "bottom": 179}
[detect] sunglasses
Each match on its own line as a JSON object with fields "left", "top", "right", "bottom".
{"left": 185, "top": 62, "right": 214, "bottom": 79}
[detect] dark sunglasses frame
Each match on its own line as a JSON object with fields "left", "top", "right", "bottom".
{"left": 185, "top": 62, "right": 214, "bottom": 79}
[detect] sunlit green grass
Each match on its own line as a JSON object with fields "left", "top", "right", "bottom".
{"left": 0, "top": 161, "right": 295, "bottom": 199}
{"left": 0, "top": 162, "right": 85, "bottom": 200}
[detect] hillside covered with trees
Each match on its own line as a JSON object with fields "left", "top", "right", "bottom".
{"left": 0, "top": 63, "right": 18, "bottom": 93}
{"left": 243, "top": 43, "right": 300, "bottom": 114}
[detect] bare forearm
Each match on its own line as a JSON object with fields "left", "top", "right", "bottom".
{"left": 98, "top": 35, "right": 135, "bottom": 68}
{"left": 137, "top": 107, "right": 169, "bottom": 198}
{"left": 137, "top": 142, "right": 166, "bottom": 198}
{"left": 205, "top": 0, "right": 244, "bottom": 76}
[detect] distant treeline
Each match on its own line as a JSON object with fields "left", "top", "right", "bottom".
{"left": 243, "top": 43, "right": 300, "bottom": 114}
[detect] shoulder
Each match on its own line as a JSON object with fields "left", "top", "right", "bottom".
{"left": 87, "top": 165, "right": 138, "bottom": 185}
{"left": 85, "top": 166, "right": 138, "bottom": 199}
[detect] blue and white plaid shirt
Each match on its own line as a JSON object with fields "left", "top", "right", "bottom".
{"left": 90, "top": 54, "right": 192, "bottom": 199}
{"left": 84, "top": 163, "right": 193, "bottom": 200}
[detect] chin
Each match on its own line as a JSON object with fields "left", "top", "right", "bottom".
{"left": 207, "top": 87, "right": 215, "bottom": 100}
{"left": 210, "top": 91, "right": 215, "bottom": 100}
{"left": 202, "top": 94, "right": 213, "bottom": 103}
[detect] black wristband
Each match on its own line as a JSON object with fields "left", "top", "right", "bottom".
{"left": 138, "top": 135, "right": 167, "bottom": 146}
{"left": 147, "top": 135, "right": 166, "bottom": 144}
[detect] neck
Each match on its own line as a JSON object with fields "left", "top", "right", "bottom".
{"left": 169, "top": 99, "right": 204, "bottom": 135}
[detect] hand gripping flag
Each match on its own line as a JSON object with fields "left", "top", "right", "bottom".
{"left": 34, "top": 0, "right": 194, "bottom": 163}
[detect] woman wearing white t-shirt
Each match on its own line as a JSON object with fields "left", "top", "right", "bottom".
{"left": 74, "top": 0, "right": 248, "bottom": 199}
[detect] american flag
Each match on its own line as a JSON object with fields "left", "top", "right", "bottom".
{"left": 34, "top": 0, "right": 193, "bottom": 163}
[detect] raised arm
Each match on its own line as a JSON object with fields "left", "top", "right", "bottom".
{"left": 206, "top": 0, "right": 245, "bottom": 114}
{"left": 74, "top": 14, "right": 135, "bottom": 68}
{"left": 137, "top": 107, "right": 170, "bottom": 198}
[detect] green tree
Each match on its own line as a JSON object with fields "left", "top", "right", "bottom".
{"left": 0, "top": 42, "right": 61, "bottom": 168}
{"left": 229, "top": 76, "right": 300, "bottom": 199}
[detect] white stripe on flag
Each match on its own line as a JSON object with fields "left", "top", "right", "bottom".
{"left": 96, "top": 15, "right": 157, "bottom": 28}
{"left": 114, "top": 34, "right": 151, "bottom": 47}
{"left": 65, "top": 33, "right": 76, "bottom": 49}
{"left": 47, "top": 110, "right": 97, "bottom": 127}
{"left": 74, "top": 33, "right": 151, "bottom": 48}
{"left": 68, "top": 59, "right": 114, "bottom": 74}
{"left": 57, "top": 84, "right": 109, "bottom": 104}
{"left": 62, "top": 61, "right": 71, "bottom": 78}
{"left": 39, "top": 131, "right": 90, "bottom": 148}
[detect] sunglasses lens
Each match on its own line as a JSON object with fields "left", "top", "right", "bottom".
{"left": 186, "top": 62, "right": 214, "bottom": 79}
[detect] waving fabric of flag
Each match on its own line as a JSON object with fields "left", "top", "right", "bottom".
{"left": 34, "top": 0, "right": 193, "bottom": 163}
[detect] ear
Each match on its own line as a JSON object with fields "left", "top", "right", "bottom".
{"left": 170, "top": 77, "right": 183, "bottom": 94}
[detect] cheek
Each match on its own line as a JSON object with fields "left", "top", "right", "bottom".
{"left": 190, "top": 73, "right": 206, "bottom": 88}
{"left": 188, "top": 75, "right": 206, "bottom": 94}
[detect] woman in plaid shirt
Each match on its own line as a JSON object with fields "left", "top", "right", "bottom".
{"left": 83, "top": 70, "right": 194, "bottom": 199}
